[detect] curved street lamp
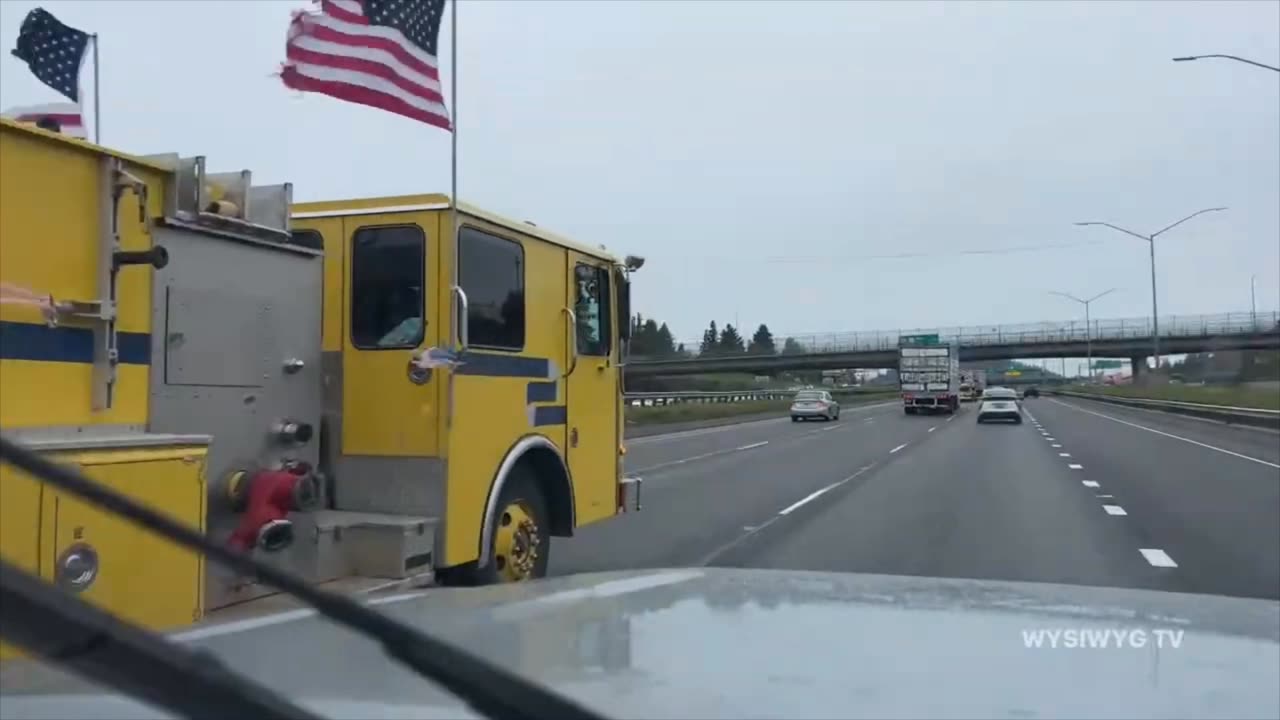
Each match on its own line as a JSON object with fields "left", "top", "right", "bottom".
{"left": 1049, "top": 289, "right": 1118, "bottom": 380}
{"left": 1173, "top": 55, "right": 1280, "bottom": 72}
{"left": 1074, "top": 207, "right": 1227, "bottom": 370}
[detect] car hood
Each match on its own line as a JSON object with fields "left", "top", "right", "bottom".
{"left": 3, "top": 568, "right": 1278, "bottom": 719}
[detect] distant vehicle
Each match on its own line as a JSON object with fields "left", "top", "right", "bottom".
{"left": 977, "top": 387, "right": 1022, "bottom": 424}
{"left": 791, "top": 390, "right": 840, "bottom": 422}
{"left": 958, "top": 370, "right": 984, "bottom": 402}
{"left": 899, "top": 339, "right": 960, "bottom": 415}
{"left": 1023, "top": 386, "right": 1040, "bottom": 398}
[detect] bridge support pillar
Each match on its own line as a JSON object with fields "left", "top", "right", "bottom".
{"left": 1130, "top": 356, "right": 1146, "bottom": 381}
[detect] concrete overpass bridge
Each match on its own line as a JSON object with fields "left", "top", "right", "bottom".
{"left": 625, "top": 311, "right": 1280, "bottom": 378}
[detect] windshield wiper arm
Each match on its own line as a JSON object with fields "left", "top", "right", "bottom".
{"left": 0, "top": 557, "right": 321, "bottom": 720}
{"left": 0, "top": 434, "right": 608, "bottom": 720}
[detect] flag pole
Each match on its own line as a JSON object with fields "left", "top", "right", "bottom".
{"left": 449, "top": 0, "right": 458, "bottom": 317}
{"left": 91, "top": 33, "right": 100, "bottom": 143}
{"left": 447, "top": 0, "right": 459, "bottom": 428}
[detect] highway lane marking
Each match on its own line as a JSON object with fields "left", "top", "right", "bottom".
{"left": 1052, "top": 443, "right": 1063, "bottom": 448}
{"left": 631, "top": 441, "right": 770, "bottom": 474}
{"left": 778, "top": 482, "right": 842, "bottom": 515}
{"left": 1047, "top": 397, "right": 1280, "bottom": 470}
{"left": 1045, "top": 437, "right": 1056, "bottom": 441}
{"left": 698, "top": 464, "right": 877, "bottom": 566}
{"left": 820, "top": 424, "right": 843, "bottom": 432}
{"left": 946, "top": 416, "right": 955, "bottom": 423}
{"left": 1096, "top": 493, "right": 1114, "bottom": 498}
{"left": 890, "top": 442, "right": 908, "bottom": 454}
{"left": 1059, "top": 452, "right": 1072, "bottom": 457}
{"left": 928, "top": 426, "right": 937, "bottom": 433}
{"left": 1102, "top": 504, "right": 1128, "bottom": 516}
{"left": 1082, "top": 480, "right": 1100, "bottom": 488}
{"left": 1139, "top": 548, "right": 1179, "bottom": 568}
{"left": 863, "top": 418, "right": 875, "bottom": 423}
{"left": 1068, "top": 463, "right": 1083, "bottom": 469}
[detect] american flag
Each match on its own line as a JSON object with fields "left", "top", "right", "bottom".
{"left": 282, "top": 0, "right": 451, "bottom": 130}
{"left": 10, "top": 7, "right": 91, "bottom": 103}
{"left": 1, "top": 101, "right": 87, "bottom": 139}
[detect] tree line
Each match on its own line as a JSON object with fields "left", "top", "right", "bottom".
{"left": 629, "top": 315, "right": 806, "bottom": 358}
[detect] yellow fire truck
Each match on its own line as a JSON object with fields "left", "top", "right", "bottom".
{"left": 0, "top": 118, "right": 642, "bottom": 651}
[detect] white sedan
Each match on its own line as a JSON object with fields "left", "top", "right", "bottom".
{"left": 976, "top": 387, "right": 1022, "bottom": 424}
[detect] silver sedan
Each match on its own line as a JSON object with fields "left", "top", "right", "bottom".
{"left": 791, "top": 390, "right": 840, "bottom": 422}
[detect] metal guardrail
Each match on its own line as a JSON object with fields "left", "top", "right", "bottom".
{"left": 1050, "top": 389, "right": 1280, "bottom": 430}
{"left": 636, "top": 311, "right": 1280, "bottom": 362}
{"left": 623, "top": 388, "right": 894, "bottom": 408}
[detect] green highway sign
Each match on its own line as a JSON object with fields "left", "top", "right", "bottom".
{"left": 900, "top": 333, "right": 940, "bottom": 346}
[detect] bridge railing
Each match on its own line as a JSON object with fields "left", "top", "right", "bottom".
{"left": 633, "top": 311, "right": 1279, "bottom": 362}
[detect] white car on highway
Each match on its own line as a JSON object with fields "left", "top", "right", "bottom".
{"left": 791, "top": 390, "right": 840, "bottom": 422}
{"left": 976, "top": 387, "right": 1022, "bottom": 424}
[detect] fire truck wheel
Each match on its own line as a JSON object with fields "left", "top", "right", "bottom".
{"left": 475, "top": 465, "right": 551, "bottom": 585}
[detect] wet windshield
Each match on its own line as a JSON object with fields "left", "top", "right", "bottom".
{"left": 1, "top": 1, "right": 1278, "bottom": 719}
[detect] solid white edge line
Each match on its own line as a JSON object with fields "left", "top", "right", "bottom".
{"left": 1048, "top": 398, "right": 1280, "bottom": 469}
{"left": 1139, "top": 548, "right": 1178, "bottom": 568}
{"left": 890, "top": 442, "right": 908, "bottom": 454}
{"left": 1102, "top": 504, "right": 1127, "bottom": 516}
{"left": 736, "top": 441, "right": 769, "bottom": 451}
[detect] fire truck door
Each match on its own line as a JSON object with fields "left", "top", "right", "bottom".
{"left": 341, "top": 216, "right": 440, "bottom": 457}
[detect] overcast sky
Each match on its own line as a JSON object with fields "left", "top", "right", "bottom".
{"left": 2, "top": 0, "right": 1277, "bottom": 346}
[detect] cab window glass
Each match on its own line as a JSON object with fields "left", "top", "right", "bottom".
{"left": 350, "top": 225, "right": 425, "bottom": 349}
{"left": 574, "top": 263, "right": 611, "bottom": 356}
{"left": 459, "top": 227, "right": 525, "bottom": 350}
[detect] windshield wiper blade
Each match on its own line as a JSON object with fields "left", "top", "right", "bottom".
{"left": 0, "top": 557, "right": 321, "bottom": 720}
{"left": 0, "top": 434, "right": 608, "bottom": 720}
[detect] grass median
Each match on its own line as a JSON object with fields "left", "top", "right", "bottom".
{"left": 626, "top": 392, "right": 898, "bottom": 426}
{"left": 1070, "top": 383, "right": 1280, "bottom": 411}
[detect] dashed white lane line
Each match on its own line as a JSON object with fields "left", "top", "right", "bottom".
{"left": 698, "top": 465, "right": 877, "bottom": 565}
{"left": 1048, "top": 397, "right": 1280, "bottom": 469}
{"left": 820, "top": 424, "right": 843, "bottom": 432}
{"left": 1102, "top": 504, "right": 1128, "bottom": 516}
{"left": 633, "top": 440, "right": 770, "bottom": 473}
{"left": 928, "top": 426, "right": 937, "bottom": 433}
{"left": 1139, "top": 548, "right": 1179, "bottom": 568}
{"left": 1068, "top": 463, "right": 1083, "bottom": 469}
{"left": 1096, "top": 493, "right": 1114, "bottom": 498}
{"left": 1058, "top": 452, "right": 1072, "bottom": 457}
{"left": 890, "top": 442, "right": 909, "bottom": 454}
{"left": 778, "top": 483, "right": 841, "bottom": 515}
{"left": 1082, "top": 480, "right": 1100, "bottom": 488}
{"left": 1052, "top": 443, "right": 1063, "bottom": 448}
{"left": 946, "top": 416, "right": 955, "bottom": 423}
{"left": 864, "top": 418, "right": 875, "bottom": 424}
{"left": 1045, "top": 437, "right": 1056, "bottom": 442}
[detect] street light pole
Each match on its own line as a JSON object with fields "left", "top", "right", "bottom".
{"left": 1074, "top": 207, "right": 1227, "bottom": 373}
{"left": 1050, "top": 289, "right": 1117, "bottom": 380}
{"left": 1251, "top": 275, "right": 1258, "bottom": 327}
{"left": 1173, "top": 54, "right": 1280, "bottom": 72}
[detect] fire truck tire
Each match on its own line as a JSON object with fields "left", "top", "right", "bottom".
{"left": 470, "top": 464, "right": 551, "bottom": 586}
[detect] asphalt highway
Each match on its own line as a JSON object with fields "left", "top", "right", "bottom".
{"left": 550, "top": 396, "right": 1280, "bottom": 602}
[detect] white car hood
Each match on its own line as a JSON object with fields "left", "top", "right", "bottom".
{"left": 3, "top": 568, "right": 1278, "bottom": 719}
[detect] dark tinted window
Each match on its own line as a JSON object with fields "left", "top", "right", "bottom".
{"left": 574, "top": 263, "right": 611, "bottom": 356}
{"left": 459, "top": 227, "right": 524, "bottom": 350}
{"left": 350, "top": 225, "right": 425, "bottom": 350}
{"left": 290, "top": 229, "right": 324, "bottom": 250}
